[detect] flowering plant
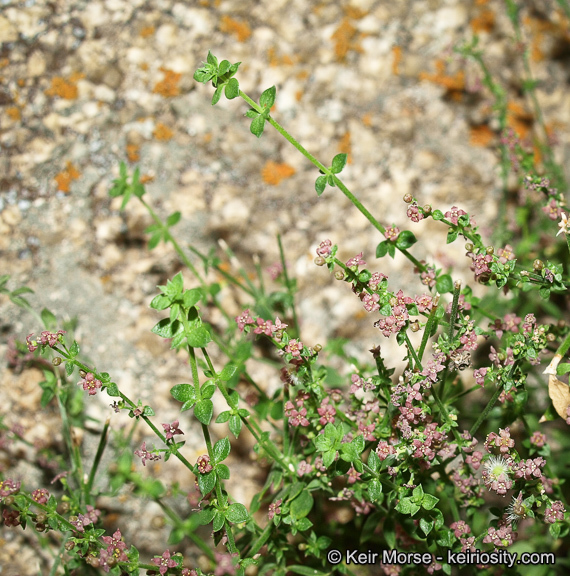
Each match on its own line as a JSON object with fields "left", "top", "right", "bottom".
{"left": 2, "top": 8, "right": 570, "bottom": 576}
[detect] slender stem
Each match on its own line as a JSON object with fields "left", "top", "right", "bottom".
{"left": 85, "top": 416, "right": 111, "bottom": 505}
{"left": 277, "top": 233, "right": 300, "bottom": 334}
{"left": 469, "top": 377, "right": 507, "bottom": 438}
{"left": 238, "top": 89, "right": 431, "bottom": 273}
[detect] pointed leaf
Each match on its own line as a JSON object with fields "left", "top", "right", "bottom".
{"left": 225, "top": 78, "right": 239, "bottom": 99}
{"left": 226, "top": 503, "right": 249, "bottom": 524}
{"left": 213, "top": 437, "right": 231, "bottom": 463}
{"left": 250, "top": 115, "right": 266, "bottom": 137}
{"left": 315, "top": 175, "right": 327, "bottom": 196}
{"left": 331, "top": 153, "right": 347, "bottom": 174}
{"left": 194, "top": 399, "right": 213, "bottom": 425}
{"left": 259, "top": 85, "right": 276, "bottom": 109}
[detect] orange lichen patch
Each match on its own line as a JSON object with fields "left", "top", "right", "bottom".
{"left": 331, "top": 18, "right": 363, "bottom": 61}
{"left": 54, "top": 162, "right": 81, "bottom": 193}
{"left": 6, "top": 106, "right": 20, "bottom": 121}
{"left": 470, "top": 9, "right": 495, "bottom": 33}
{"left": 295, "top": 90, "right": 303, "bottom": 102}
{"left": 153, "top": 123, "right": 174, "bottom": 141}
{"left": 0, "top": 58, "right": 8, "bottom": 69}
{"left": 523, "top": 13, "right": 570, "bottom": 62}
{"left": 45, "top": 73, "right": 85, "bottom": 100}
{"left": 469, "top": 124, "right": 494, "bottom": 147}
{"left": 140, "top": 25, "right": 155, "bottom": 38}
{"left": 419, "top": 59, "right": 465, "bottom": 99}
{"left": 140, "top": 62, "right": 149, "bottom": 71}
{"left": 506, "top": 101, "right": 533, "bottom": 139}
{"left": 296, "top": 70, "right": 309, "bottom": 80}
{"left": 361, "top": 112, "right": 373, "bottom": 127}
{"left": 140, "top": 174, "right": 155, "bottom": 185}
{"left": 126, "top": 144, "right": 140, "bottom": 162}
{"left": 17, "top": 78, "right": 25, "bottom": 87}
{"left": 338, "top": 131, "right": 352, "bottom": 164}
{"left": 392, "top": 46, "right": 402, "bottom": 75}
{"left": 475, "top": 0, "right": 490, "bottom": 4}
{"left": 261, "top": 161, "right": 296, "bottom": 186}
{"left": 152, "top": 67, "right": 181, "bottom": 98}
{"left": 344, "top": 5, "right": 367, "bottom": 19}
{"left": 267, "top": 48, "right": 296, "bottom": 67}
{"left": 220, "top": 15, "right": 251, "bottom": 42}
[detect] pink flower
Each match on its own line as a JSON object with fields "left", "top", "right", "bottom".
{"left": 162, "top": 420, "right": 184, "bottom": 441}
{"left": 234, "top": 309, "right": 254, "bottom": 332}
{"left": 444, "top": 206, "right": 467, "bottom": 226}
{"left": 196, "top": 454, "right": 213, "bottom": 474}
{"left": 285, "top": 339, "right": 303, "bottom": 357}
{"left": 32, "top": 488, "right": 49, "bottom": 504}
{"left": 78, "top": 372, "right": 102, "bottom": 396}
{"left": 346, "top": 252, "right": 366, "bottom": 267}
{"left": 151, "top": 550, "right": 178, "bottom": 575}
{"left": 134, "top": 441, "right": 161, "bottom": 467}
{"left": 268, "top": 498, "right": 282, "bottom": 520}
{"left": 316, "top": 239, "right": 332, "bottom": 257}
{"left": 384, "top": 226, "right": 400, "bottom": 241}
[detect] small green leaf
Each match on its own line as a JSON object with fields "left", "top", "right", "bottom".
{"left": 166, "top": 212, "right": 181, "bottom": 227}
{"left": 376, "top": 240, "right": 389, "bottom": 258}
{"left": 368, "top": 479, "right": 382, "bottom": 503}
{"left": 150, "top": 294, "right": 171, "bottom": 310}
{"left": 225, "top": 78, "right": 239, "bottom": 99}
{"left": 432, "top": 209, "right": 444, "bottom": 220}
{"left": 368, "top": 450, "right": 380, "bottom": 472}
{"left": 105, "top": 382, "right": 120, "bottom": 397}
{"left": 213, "top": 511, "right": 225, "bottom": 532}
{"left": 290, "top": 491, "right": 314, "bottom": 519}
{"left": 259, "top": 85, "right": 276, "bottom": 109}
{"left": 446, "top": 229, "right": 459, "bottom": 244}
{"left": 198, "top": 506, "right": 216, "bottom": 525}
{"left": 194, "top": 399, "right": 214, "bottom": 425}
{"left": 186, "top": 326, "right": 212, "bottom": 348}
{"left": 216, "top": 410, "right": 231, "bottom": 423}
{"left": 198, "top": 471, "right": 216, "bottom": 496}
{"left": 422, "top": 493, "right": 439, "bottom": 510}
{"left": 216, "top": 463, "right": 230, "bottom": 479}
{"left": 250, "top": 115, "right": 266, "bottom": 137}
{"left": 220, "top": 363, "right": 238, "bottom": 381}
{"left": 213, "top": 437, "right": 231, "bottom": 463}
{"left": 41, "top": 308, "right": 58, "bottom": 330}
{"left": 331, "top": 153, "right": 347, "bottom": 174}
{"left": 218, "top": 59, "right": 230, "bottom": 75}
{"left": 151, "top": 318, "right": 184, "bottom": 339}
{"left": 226, "top": 502, "right": 249, "bottom": 524}
{"left": 170, "top": 384, "right": 196, "bottom": 404}
{"left": 229, "top": 414, "right": 242, "bottom": 437}
{"left": 206, "top": 51, "right": 218, "bottom": 66}
{"left": 182, "top": 288, "right": 202, "bottom": 308}
{"left": 315, "top": 175, "right": 327, "bottom": 196}
{"left": 420, "top": 517, "right": 434, "bottom": 536}
{"left": 212, "top": 85, "right": 223, "bottom": 105}
{"left": 436, "top": 274, "right": 453, "bottom": 294}
{"left": 395, "top": 230, "right": 417, "bottom": 249}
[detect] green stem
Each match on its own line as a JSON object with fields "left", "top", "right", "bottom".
{"left": 85, "top": 416, "right": 111, "bottom": 506}
{"left": 469, "top": 377, "right": 507, "bottom": 438}
{"left": 154, "top": 497, "right": 215, "bottom": 561}
{"left": 277, "top": 233, "right": 300, "bottom": 334}
{"left": 238, "top": 89, "right": 430, "bottom": 273}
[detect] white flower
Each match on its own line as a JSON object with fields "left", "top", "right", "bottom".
{"left": 556, "top": 212, "right": 569, "bottom": 236}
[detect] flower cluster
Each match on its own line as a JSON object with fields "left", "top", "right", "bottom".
{"left": 26, "top": 330, "right": 66, "bottom": 352}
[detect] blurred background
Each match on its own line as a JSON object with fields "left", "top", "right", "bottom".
{"left": 1, "top": 0, "right": 569, "bottom": 573}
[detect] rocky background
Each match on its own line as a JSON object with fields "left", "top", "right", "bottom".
{"left": 1, "top": 0, "right": 570, "bottom": 574}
